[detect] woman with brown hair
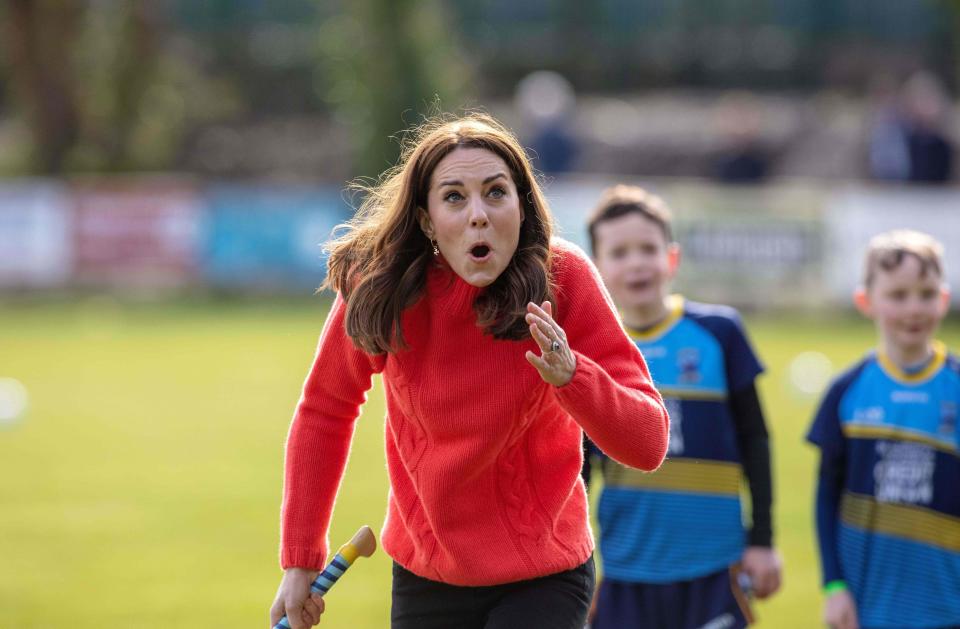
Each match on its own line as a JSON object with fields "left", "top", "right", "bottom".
{"left": 269, "top": 113, "right": 669, "bottom": 629}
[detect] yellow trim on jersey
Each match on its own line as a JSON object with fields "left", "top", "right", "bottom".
{"left": 841, "top": 492, "right": 960, "bottom": 553}
{"left": 842, "top": 423, "right": 958, "bottom": 455}
{"left": 624, "top": 295, "right": 685, "bottom": 342}
{"left": 876, "top": 340, "right": 947, "bottom": 385}
{"left": 604, "top": 458, "right": 742, "bottom": 497}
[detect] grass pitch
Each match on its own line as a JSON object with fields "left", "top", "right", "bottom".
{"left": 1, "top": 298, "right": 957, "bottom": 628}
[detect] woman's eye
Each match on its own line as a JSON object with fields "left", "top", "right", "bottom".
{"left": 488, "top": 187, "right": 506, "bottom": 199}
{"left": 444, "top": 191, "right": 463, "bottom": 203}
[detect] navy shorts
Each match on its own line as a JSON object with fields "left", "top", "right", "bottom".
{"left": 591, "top": 567, "right": 750, "bottom": 629}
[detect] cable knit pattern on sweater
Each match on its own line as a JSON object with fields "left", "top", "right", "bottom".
{"left": 281, "top": 238, "right": 668, "bottom": 586}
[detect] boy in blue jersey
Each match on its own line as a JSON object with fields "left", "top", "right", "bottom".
{"left": 584, "top": 185, "right": 782, "bottom": 629}
{"left": 807, "top": 230, "right": 958, "bottom": 629}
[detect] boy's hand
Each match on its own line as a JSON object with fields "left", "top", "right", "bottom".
{"left": 824, "top": 589, "right": 859, "bottom": 629}
{"left": 525, "top": 301, "right": 576, "bottom": 386}
{"left": 741, "top": 546, "right": 782, "bottom": 599}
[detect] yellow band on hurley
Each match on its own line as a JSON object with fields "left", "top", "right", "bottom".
{"left": 337, "top": 542, "right": 359, "bottom": 565}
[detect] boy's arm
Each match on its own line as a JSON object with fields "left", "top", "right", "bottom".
{"left": 581, "top": 435, "right": 605, "bottom": 490}
{"left": 581, "top": 435, "right": 594, "bottom": 489}
{"left": 807, "top": 366, "right": 862, "bottom": 595}
{"left": 816, "top": 450, "right": 847, "bottom": 587}
{"left": 707, "top": 307, "right": 771, "bottom": 545}
{"left": 729, "top": 382, "right": 773, "bottom": 547}
{"left": 730, "top": 381, "right": 782, "bottom": 599}
{"left": 814, "top": 427, "right": 858, "bottom": 629}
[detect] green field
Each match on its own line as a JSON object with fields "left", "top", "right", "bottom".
{"left": 2, "top": 299, "right": 958, "bottom": 628}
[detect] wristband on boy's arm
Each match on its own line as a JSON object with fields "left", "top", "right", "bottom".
{"left": 824, "top": 580, "right": 848, "bottom": 595}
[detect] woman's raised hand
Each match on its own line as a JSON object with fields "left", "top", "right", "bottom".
{"left": 525, "top": 301, "right": 576, "bottom": 387}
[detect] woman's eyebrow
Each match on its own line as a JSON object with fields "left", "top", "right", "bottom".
{"left": 438, "top": 172, "right": 508, "bottom": 188}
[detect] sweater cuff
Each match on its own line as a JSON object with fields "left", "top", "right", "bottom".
{"left": 281, "top": 547, "right": 327, "bottom": 571}
{"left": 554, "top": 349, "right": 595, "bottom": 394}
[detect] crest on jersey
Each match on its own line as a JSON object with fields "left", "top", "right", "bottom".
{"left": 939, "top": 401, "right": 957, "bottom": 437}
{"left": 678, "top": 347, "right": 701, "bottom": 384}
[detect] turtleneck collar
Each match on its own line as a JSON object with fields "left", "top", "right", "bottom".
{"left": 425, "top": 256, "right": 483, "bottom": 318}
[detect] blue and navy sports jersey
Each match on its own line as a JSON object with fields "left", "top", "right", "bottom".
{"left": 807, "top": 342, "right": 960, "bottom": 629}
{"left": 596, "top": 295, "right": 764, "bottom": 583}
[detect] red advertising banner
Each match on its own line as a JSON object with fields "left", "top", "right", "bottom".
{"left": 71, "top": 179, "right": 202, "bottom": 289}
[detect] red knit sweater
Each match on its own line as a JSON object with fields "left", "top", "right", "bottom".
{"left": 281, "top": 239, "right": 668, "bottom": 586}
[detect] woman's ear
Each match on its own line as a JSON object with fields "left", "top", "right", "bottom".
{"left": 417, "top": 207, "right": 433, "bottom": 239}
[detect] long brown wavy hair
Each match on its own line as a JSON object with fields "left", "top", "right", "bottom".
{"left": 324, "top": 112, "right": 555, "bottom": 355}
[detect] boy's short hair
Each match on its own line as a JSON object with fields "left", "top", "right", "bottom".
{"left": 863, "top": 229, "right": 945, "bottom": 287}
{"left": 587, "top": 185, "right": 673, "bottom": 255}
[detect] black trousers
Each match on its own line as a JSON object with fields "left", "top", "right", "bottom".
{"left": 391, "top": 556, "right": 595, "bottom": 629}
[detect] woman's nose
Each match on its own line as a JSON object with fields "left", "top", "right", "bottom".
{"left": 468, "top": 201, "right": 489, "bottom": 228}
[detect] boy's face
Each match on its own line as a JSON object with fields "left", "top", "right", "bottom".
{"left": 593, "top": 213, "right": 679, "bottom": 313}
{"left": 856, "top": 254, "right": 949, "bottom": 354}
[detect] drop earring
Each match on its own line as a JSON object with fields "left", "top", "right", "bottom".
{"left": 431, "top": 239, "right": 439, "bottom": 256}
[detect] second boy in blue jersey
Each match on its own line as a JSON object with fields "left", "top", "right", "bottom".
{"left": 584, "top": 185, "right": 782, "bottom": 629}
{"left": 808, "top": 230, "right": 959, "bottom": 629}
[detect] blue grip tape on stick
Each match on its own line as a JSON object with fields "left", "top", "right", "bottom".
{"left": 274, "top": 525, "right": 377, "bottom": 629}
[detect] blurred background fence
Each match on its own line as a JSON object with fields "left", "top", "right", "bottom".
{"left": 3, "top": 176, "right": 960, "bottom": 308}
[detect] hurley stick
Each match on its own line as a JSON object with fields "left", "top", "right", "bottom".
{"left": 273, "top": 526, "right": 377, "bottom": 629}
{"left": 730, "top": 563, "right": 756, "bottom": 625}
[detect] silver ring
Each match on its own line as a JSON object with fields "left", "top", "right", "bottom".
{"left": 550, "top": 340, "right": 561, "bottom": 353}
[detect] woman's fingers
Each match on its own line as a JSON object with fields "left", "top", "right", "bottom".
{"left": 527, "top": 302, "right": 565, "bottom": 339}
{"left": 529, "top": 320, "right": 555, "bottom": 354}
{"left": 303, "top": 595, "right": 324, "bottom": 625}
{"left": 525, "top": 349, "right": 547, "bottom": 371}
{"left": 525, "top": 306, "right": 566, "bottom": 356}
{"left": 527, "top": 301, "right": 563, "bottom": 337}
{"left": 269, "top": 600, "right": 284, "bottom": 628}
{"left": 525, "top": 311, "right": 555, "bottom": 343}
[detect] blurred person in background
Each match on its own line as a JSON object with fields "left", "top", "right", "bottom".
{"left": 584, "top": 185, "right": 781, "bottom": 629}
{"left": 901, "top": 71, "right": 955, "bottom": 184}
{"left": 269, "top": 113, "right": 669, "bottom": 629}
{"left": 866, "top": 74, "right": 912, "bottom": 182}
{"left": 515, "top": 71, "right": 580, "bottom": 174}
{"left": 710, "top": 93, "right": 773, "bottom": 184}
{"left": 867, "top": 71, "right": 955, "bottom": 185}
{"left": 807, "top": 230, "right": 959, "bottom": 629}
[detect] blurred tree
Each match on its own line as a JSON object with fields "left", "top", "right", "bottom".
{"left": 315, "top": 0, "right": 469, "bottom": 178}
{"left": 2, "top": 0, "right": 83, "bottom": 173}
{"left": 1, "top": 1, "right": 240, "bottom": 175}
{"left": 943, "top": 0, "right": 960, "bottom": 90}
{"left": 103, "top": 3, "right": 161, "bottom": 170}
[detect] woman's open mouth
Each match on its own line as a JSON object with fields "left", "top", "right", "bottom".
{"left": 469, "top": 243, "right": 492, "bottom": 262}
